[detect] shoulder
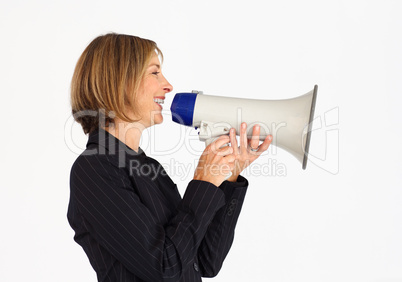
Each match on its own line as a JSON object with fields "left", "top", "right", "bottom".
{"left": 71, "top": 149, "right": 114, "bottom": 173}
{"left": 70, "top": 149, "right": 128, "bottom": 189}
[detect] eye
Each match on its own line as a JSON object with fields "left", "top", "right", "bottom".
{"left": 152, "top": 71, "right": 160, "bottom": 76}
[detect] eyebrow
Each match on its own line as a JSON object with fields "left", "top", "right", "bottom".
{"left": 148, "top": 64, "right": 160, "bottom": 69}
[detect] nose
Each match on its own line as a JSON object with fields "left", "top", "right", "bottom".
{"left": 162, "top": 75, "right": 173, "bottom": 93}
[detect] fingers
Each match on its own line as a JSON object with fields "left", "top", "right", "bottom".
{"left": 256, "top": 134, "right": 273, "bottom": 154}
{"left": 206, "top": 135, "right": 234, "bottom": 159}
{"left": 196, "top": 135, "right": 236, "bottom": 187}
{"left": 240, "top": 122, "right": 262, "bottom": 154}
{"left": 212, "top": 135, "right": 230, "bottom": 151}
{"left": 197, "top": 123, "right": 272, "bottom": 185}
{"left": 249, "top": 124, "right": 260, "bottom": 151}
{"left": 229, "top": 128, "right": 239, "bottom": 155}
{"left": 236, "top": 122, "right": 273, "bottom": 157}
{"left": 206, "top": 123, "right": 271, "bottom": 158}
{"left": 219, "top": 145, "right": 234, "bottom": 156}
{"left": 240, "top": 122, "right": 248, "bottom": 152}
{"left": 224, "top": 153, "right": 236, "bottom": 163}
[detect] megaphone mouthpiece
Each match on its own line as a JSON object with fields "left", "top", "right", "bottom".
{"left": 170, "top": 92, "right": 197, "bottom": 126}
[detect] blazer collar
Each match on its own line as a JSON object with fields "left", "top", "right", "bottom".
{"left": 86, "top": 128, "right": 145, "bottom": 165}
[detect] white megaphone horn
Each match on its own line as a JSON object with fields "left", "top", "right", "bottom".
{"left": 170, "top": 85, "right": 318, "bottom": 170}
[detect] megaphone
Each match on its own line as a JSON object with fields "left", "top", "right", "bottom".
{"left": 170, "top": 85, "right": 318, "bottom": 169}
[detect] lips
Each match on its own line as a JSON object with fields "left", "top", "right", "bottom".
{"left": 153, "top": 97, "right": 165, "bottom": 110}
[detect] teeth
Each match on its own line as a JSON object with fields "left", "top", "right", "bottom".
{"left": 153, "top": 98, "right": 164, "bottom": 105}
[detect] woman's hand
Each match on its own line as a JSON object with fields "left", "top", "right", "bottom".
{"left": 194, "top": 135, "right": 236, "bottom": 187}
{"left": 226, "top": 122, "right": 273, "bottom": 182}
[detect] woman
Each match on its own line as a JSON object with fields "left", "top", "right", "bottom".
{"left": 68, "top": 33, "right": 272, "bottom": 282}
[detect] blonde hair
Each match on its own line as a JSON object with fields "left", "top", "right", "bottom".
{"left": 70, "top": 33, "right": 162, "bottom": 134}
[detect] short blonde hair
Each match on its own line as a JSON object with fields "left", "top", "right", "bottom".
{"left": 70, "top": 33, "right": 162, "bottom": 134}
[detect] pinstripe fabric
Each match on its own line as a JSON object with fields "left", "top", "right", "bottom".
{"left": 67, "top": 129, "right": 248, "bottom": 281}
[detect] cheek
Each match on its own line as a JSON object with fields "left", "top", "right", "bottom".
{"left": 136, "top": 85, "right": 150, "bottom": 102}
{"left": 136, "top": 77, "right": 160, "bottom": 108}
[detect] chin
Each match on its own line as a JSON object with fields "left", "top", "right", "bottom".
{"left": 153, "top": 115, "right": 164, "bottom": 125}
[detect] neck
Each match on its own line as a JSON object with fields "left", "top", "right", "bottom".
{"left": 104, "top": 119, "right": 146, "bottom": 152}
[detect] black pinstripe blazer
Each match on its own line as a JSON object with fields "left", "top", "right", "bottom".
{"left": 67, "top": 128, "right": 248, "bottom": 281}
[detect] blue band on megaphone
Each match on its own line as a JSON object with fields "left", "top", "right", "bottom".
{"left": 170, "top": 93, "right": 197, "bottom": 126}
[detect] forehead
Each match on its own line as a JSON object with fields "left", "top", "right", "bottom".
{"left": 148, "top": 52, "right": 161, "bottom": 67}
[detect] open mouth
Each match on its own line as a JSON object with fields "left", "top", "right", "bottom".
{"left": 154, "top": 98, "right": 165, "bottom": 110}
{"left": 153, "top": 98, "right": 164, "bottom": 105}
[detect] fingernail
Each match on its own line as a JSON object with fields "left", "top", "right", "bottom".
{"left": 268, "top": 135, "right": 273, "bottom": 141}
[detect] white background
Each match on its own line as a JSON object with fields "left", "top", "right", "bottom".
{"left": 1, "top": 0, "right": 401, "bottom": 281}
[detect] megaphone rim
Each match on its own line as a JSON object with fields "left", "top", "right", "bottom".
{"left": 302, "top": 85, "right": 318, "bottom": 170}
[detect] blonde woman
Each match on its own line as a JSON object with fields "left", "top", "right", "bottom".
{"left": 68, "top": 33, "right": 272, "bottom": 282}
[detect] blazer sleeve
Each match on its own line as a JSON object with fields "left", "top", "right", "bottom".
{"left": 69, "top": 153, "right": 226, "bottom": 282}
{"left": 197, "top": 176, "right": 248, "bottom": 277}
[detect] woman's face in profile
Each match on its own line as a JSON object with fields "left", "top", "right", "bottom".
{"left": 134, "top": 52, "right": 173, "bottom": 127}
